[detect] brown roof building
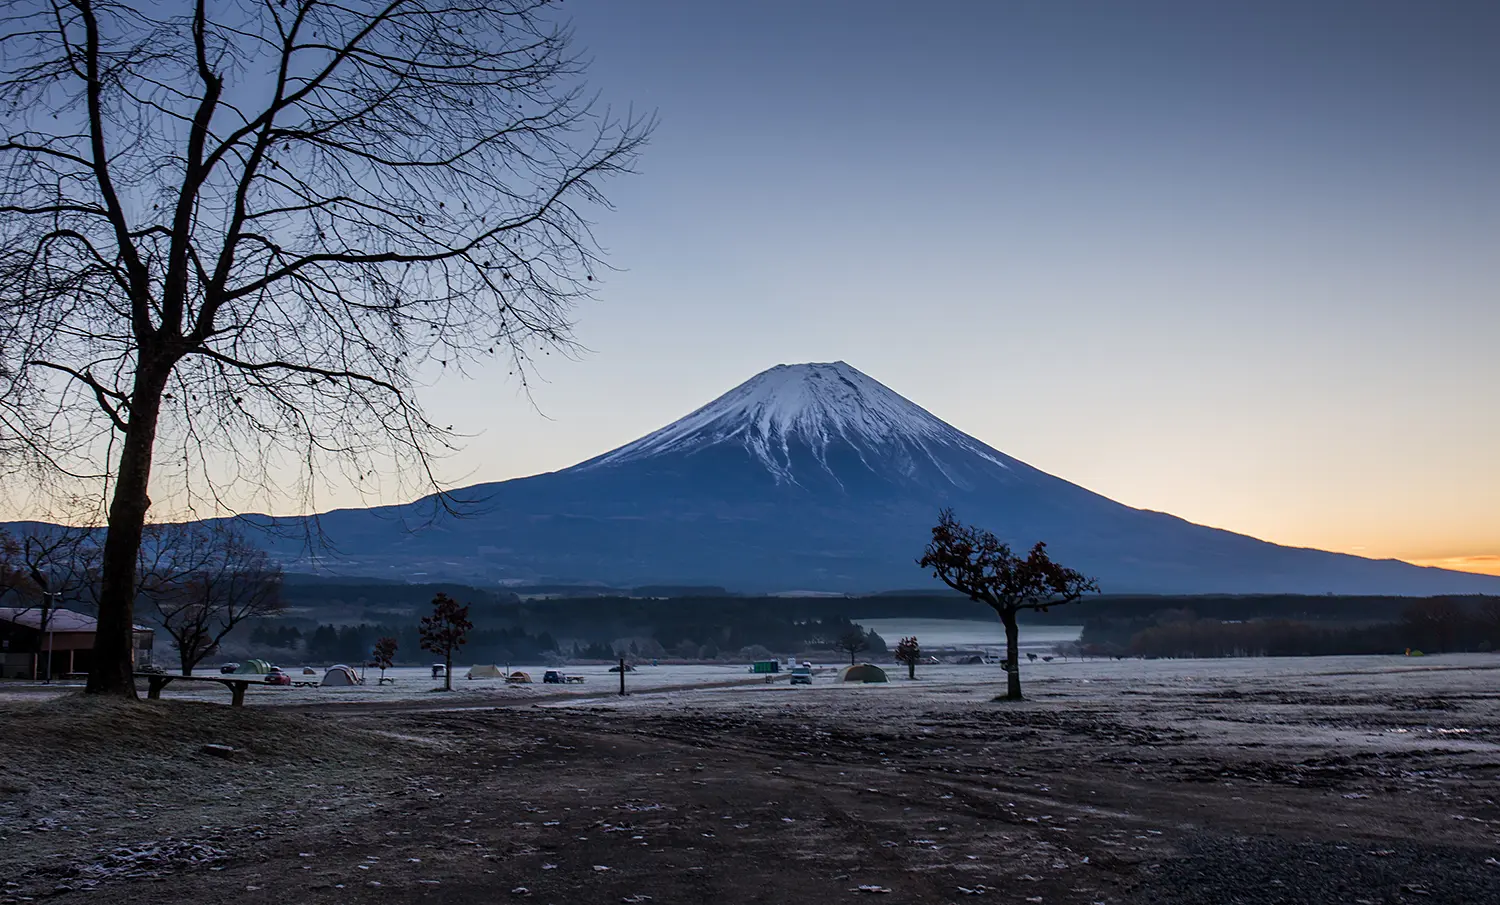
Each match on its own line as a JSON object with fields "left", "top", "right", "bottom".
{"left": 0, "top": 607, "right": 155, "bottom": 681}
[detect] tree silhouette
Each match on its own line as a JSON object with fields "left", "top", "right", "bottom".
{"left": 894, "top": 636, "right": 922, "bottom": 680}
{"left": 918, "top": 509, "right": 1098, "bottom": 700}
{"left": 419, "top": 593, "right": 471, "bottom": 691}
{"left": 0, "top": 522, "right": 101, "bottom": 679}
{"left": 371, "top": 636, "right": 398, "bottom": 685}
{"left": 138, "top": 522, "right": 283, "bottom": 675}
{"left": 0, "top": 0, "right": 650, "bottom": 696}
{"left": 837, "top": 628, "right": 869, "bottom": 665}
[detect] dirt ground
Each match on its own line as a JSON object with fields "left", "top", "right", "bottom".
{"left": 3, "top": 656, "right": 1500, "bottom": 904}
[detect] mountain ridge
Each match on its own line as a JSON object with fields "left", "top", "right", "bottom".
{"left": 236, "top": 361, "right": 1499, "bottom": 596}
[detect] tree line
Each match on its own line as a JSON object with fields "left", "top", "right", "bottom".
{"left": 249, "top": 611, "right": 888, "bottom": 666}
{"left": 1080, "top": 597, "right": 1500, "bottom": 659}
{"left": 297, "top": 621, "right": 560, "bottom": 667}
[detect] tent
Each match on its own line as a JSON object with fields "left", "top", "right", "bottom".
{"left": 235, "top": 659, "right": 272, "bottom": 675}
{"left": 321, "top": 664, "right": 361, "bottom": 686}
{"left": 840, "top": 663, "right": 888, "bottom": 683}
{"left": 506, "top": 671, "right": 532, "bottom": 684}
{"left": 467, "top": 664, "right": 505, "bottom": 679}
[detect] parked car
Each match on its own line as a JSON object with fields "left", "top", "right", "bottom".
{"left": 220, "top": 662, "right": 240, "bottom": 674}
{"left": 264, "top": 666, "right": 291, "bottom": 686}
{"left": 608, "top": 663, "right": 635, "bottom": 673}
{"left": 543, "top": 670, "right": 566, "bottom": 684}
{"left": 789, "top": 665, "right": 813, "bottom": 685}
{"left": 137, "top": 663, "right": 166, "bottom": 676}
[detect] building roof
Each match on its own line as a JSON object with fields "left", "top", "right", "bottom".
{"left": 0, "top": 607, "right": 153, "bottom": 633}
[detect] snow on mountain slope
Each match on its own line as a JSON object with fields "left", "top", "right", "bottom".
{"left": 581, "top": 361, "right": 1017, "bottom": 485}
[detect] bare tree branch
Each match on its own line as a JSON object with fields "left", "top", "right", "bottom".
{"left": 136, "top": 521, "right": 283, "bottom": 675}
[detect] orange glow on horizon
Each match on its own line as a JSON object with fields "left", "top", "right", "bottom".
{"left": 1405, "top": 555, "right": 1500, "bottom": 578}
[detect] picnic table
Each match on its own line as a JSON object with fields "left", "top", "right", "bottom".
{"left": 134, "top": 672, "right": 266, "bottom": 706}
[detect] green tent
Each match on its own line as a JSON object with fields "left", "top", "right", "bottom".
{"left": 840, "top": 663, "right": 888, "bottom": 683}
{"left": 235, "top": 659, "right": 272, "bottom": 675}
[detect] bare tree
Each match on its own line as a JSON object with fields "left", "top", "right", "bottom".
{"left": 419, "top": 592, "right": 470, "bottom": 691}
{"left": 0, "top": 523, "right": 101, "bottom": 679}
{"left": 836, "top": 628, "right": 868, "bottom": 666}
{"left": 0, "top": 1, "right": 651, "bottom": 696}
{"left": 137, "top": 522, "right": 283, "bottom": 675}
{"left": 918, "top": 509, "right": 1099, "bottom": 700}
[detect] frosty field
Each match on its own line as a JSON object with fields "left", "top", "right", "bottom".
{"left": 3, "top": 653, "right": 1499, "bottom": 905}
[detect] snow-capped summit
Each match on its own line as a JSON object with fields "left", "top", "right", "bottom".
{"left": 582, "top": 361, "right": 1016, "bottom": 488}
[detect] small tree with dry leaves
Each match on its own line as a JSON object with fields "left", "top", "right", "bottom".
{"left": 371, "top": 636, "right": 398, "bottom": 685}
{"left": 918, "top": 509, "right": 1099, "bottom": 700}
{"left": 419, "top": 593, "right": 471, "bottom": 691}
{"left": 894, "top": 636, "right": 922, "bottom": 680}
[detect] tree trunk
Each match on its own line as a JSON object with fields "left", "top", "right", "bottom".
{"left": 907, "top": 661, "right": 915, "bottom": 680}
{"left": 87, "top": 376, "right": 167, "bottom": 697}
{"left": 180, "top": 650, "right": 193, "bottom": 677}
{"left": 444, "top": 651, "right": 452, "bottom": 691}
{"left": 1002, "top": 609, "right": 1022, "bottom": 701}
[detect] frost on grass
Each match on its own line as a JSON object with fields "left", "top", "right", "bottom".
{"left": 62, "top": 839, "right": 227, "bottom": 889}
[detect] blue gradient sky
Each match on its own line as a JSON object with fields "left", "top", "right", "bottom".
{"left": 399, "top": 1, "right": 1500, "bottom": 571}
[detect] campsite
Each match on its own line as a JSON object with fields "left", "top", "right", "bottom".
{"left": 3, "top": 654, "right": 1500, "bottom": 904}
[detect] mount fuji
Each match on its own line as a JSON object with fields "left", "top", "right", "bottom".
{"left": 279, "top": 362, "right": 1500, "bottom": 595}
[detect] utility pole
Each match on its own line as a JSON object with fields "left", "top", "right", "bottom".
{"left": 42, "top": 589, "right": 60, "bottom": 684}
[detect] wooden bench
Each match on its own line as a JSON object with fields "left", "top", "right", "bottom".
{"left": 134, "top": 672, "right": 260, "bottom": 706}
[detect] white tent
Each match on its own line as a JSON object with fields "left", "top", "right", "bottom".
{"left": 321, "top": 664, "right": 361, "bottom": 686}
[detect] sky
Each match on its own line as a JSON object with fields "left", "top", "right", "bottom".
{"left": 22, "top": 2, "right": 1494, "bottom": 574}
{"left": 398, "top": 1, "right": 1500, "bottom": 573}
